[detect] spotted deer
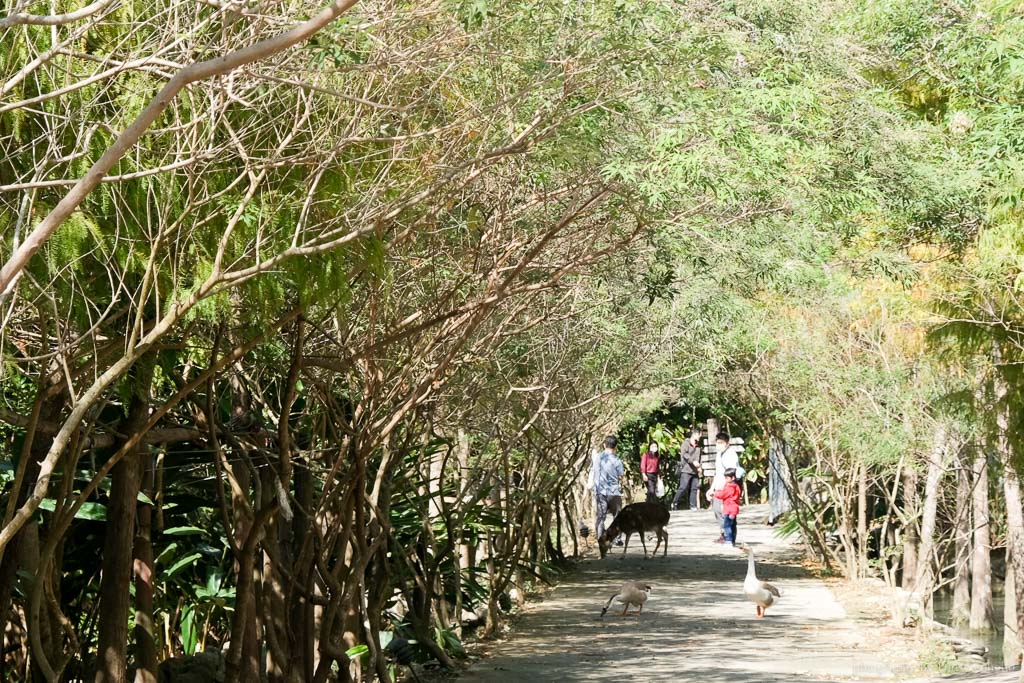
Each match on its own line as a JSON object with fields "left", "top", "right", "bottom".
{"left": 598, "top": 502, "right": 669, "bottom": 559}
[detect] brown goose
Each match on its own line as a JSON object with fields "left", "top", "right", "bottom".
{"left": 600, "top": 582, "right": 651, "bottom": 618}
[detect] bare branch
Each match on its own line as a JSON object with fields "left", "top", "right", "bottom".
{"left": 0, "top": 0, "right": 362, "bottom": 300}
{"left": 0, "top": 0, "right": 118, "bottom": 28}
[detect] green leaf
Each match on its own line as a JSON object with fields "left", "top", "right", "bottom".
{"left": 164, "top": 553, "right": 202, "bottom": 579}
{"left": 206, "top": 568, "right": 224, "bottom": 594}
{"left": 155, "top": 542, "right": 179, "bottom": 566}
{"left": 180, "top": 606, "right": 198, "bottom": 656}
{"left": 163, "top": 526, "right": 205, "bottom": 536}
{"left": 38, "top": 499, "right": 107, "bottom": 521}
{"left": 345, "top": 645, "right": 369, "bottom": 661}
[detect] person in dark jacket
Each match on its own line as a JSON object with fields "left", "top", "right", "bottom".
{"left": 640, "top": 441, "right": 661, "bottom": 502}
{"left": 672, "top": 428, "right": 703, "bottom": 510}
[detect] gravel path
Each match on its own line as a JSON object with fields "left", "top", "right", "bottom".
{"left": 457, "top": 504, "right": 901, "bottom": 682}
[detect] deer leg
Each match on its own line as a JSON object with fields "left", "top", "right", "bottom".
{"left": 653, "top": 528, "right": 663, "bottom": 556}
{"left": 639, "top": 532, "right": 648, "bottom": 559}
{"left": 621, "top": 533, "right": 630, "bottom": 557}
{"left": 651, "top": 528, "right": 667, "bottom": 557}
{"left": 662, "top": 528, "right": 669, "bottom": 557}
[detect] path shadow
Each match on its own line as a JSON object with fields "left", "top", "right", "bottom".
{"left": 457, "top": 506, "right": 885, "bottom": 682}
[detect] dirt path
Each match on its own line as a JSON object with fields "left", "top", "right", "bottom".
{"left": 457, "top": 504, "right": 903, "bottom": 682}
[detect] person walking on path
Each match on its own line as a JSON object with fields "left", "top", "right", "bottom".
{"left": 672, "top": 428, "right": 703, "bottom": 510}
{"left": 591, "top": 436, "right": 624, "bottom": 540}
{"left": 714, "top": 468, "right": 741, "bottom": 545}
{"left": 708, "top": 431, "right": 741, "bottom": 543}
{"left": 640, "top": 441, "right": 661, "bottom": 503}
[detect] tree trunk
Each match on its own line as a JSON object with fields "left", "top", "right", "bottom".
{"left": 970, "top": 448, "right": 995, "bottom": 632}
{"left": 1001, "top": 460, "right": 1024, "bottom": 666}
{"left": 223, "top": 376, "right": 262, "bottom": 682}
{"left": 952, "top": 452, "right": 972, "bottom": 626}
{"left": 901, "top": 465, "right": 920, "bottom": 590}
{"left": 228, "top": 544, "right": 260, "bottom": 682}
{"left": 482, "top": 470, "right": 503, "bottom": 639}
{"left": 133, "top": 452, "right": 159, "bottom": 683}
{"left": 841, "top": 500, "right": 857, "bottom": 579}
{"left": 95, "top": 388, "right": 151, "bottom": 683}
{"left": 290, "top": 461, "right": 315, "bottom": 683}
{"left": 227, "top": 499, "right": 274, "bottom": 683}
{"left": 0, "top": 528, "right": 24, "bottom": 682}
{"left": 913, "top": 423, "right": 946, "bottom": 618}
{"left": 1005, "top": 559, "right": 1021, "bottom": 668}
{"left": 564, "top": 495, "right": 578, "bottom": 558}
{"left": 994, "top": 360, "right": 1023, "bottom": 662}
{"left": 454, "top": 429, "right": 470, "bottom": 634}
{"left": 857, "top": 462, "right": 868, "bottom": 579}
{"left": 554, "top": 494, "right": 564, "bottom": 560}
{"left": 263, "top": 505, "right": 289, "bottom": 683}
{"left": 1, "top": 394, "right": 63, "bottom": 682}
{"left": 22, "top": 518, "right": 56, "bottom": 680}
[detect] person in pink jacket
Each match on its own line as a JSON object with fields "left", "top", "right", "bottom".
{"left": 640, "top": 441, "right": 661, "bottom": 503}
{"left": 714, "top": 469, "right": 741, "bottom": 546}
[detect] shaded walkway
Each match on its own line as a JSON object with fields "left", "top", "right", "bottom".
{"left": 459, "top": 504, "right": 897, "bottom": 682}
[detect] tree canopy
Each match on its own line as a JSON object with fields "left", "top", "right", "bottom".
{"left": 2, "top": 0, "right": 1024, "bottom": 681}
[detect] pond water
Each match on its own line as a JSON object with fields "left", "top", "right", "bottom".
{"left": 932, "top": 589, "right": 1008, "bottom": 666}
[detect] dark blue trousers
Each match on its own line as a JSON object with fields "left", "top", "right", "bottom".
{"left": 723, "top": 514, "right": 737, "bottom": 545}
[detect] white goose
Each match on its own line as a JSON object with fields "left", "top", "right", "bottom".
{"left": 741, "top": 544, "right": 781, "bottom": 618}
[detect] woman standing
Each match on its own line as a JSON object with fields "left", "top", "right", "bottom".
{"left": 640, "top": 441, "right": 661, "bottom": 503}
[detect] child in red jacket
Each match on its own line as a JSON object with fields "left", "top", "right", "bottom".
{"left": 714, "top": 469, "right": 741, "bottom": 546}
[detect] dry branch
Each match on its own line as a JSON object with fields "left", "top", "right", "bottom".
{"left": 0, "top": 0, "right": 362, "bottom": 300}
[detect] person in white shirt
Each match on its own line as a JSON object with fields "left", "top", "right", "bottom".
{"left": 709, "top": 431, "right": 740, "bottom": 544}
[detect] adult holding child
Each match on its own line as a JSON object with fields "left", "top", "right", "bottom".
{"left": 708, "top": 431, "right": 742, "bottom": 544}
